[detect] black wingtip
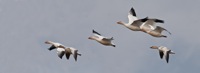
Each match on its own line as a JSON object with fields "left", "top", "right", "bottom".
{"left": 166, "top": 50, "right": 170, "bottom": 63}
{"left": 166, "top": 59, "right": 169, "bottom": 63}
{"left": 92, "top": 29, "right": 95, "bottom": 33}
{"left": 141, "top": 17, "right": 149, "bottom": 22}
{"left": 48, "top": 45, "right": 56, "bottom": 51}
{"left": 155, "top": 19, "right": 164, "bottom": 23}
{"left": 48, "top": 48, "right": 54, "bottom": 51}
{"left": 59, "top": 56, "right": 62, "bottom": 59}
{"left": 168, "top": 31, "right": 172, "bottom": 35}
{"left": 48, "top": 48, "right": 51, "bottom": 51}
{"left": 130, "top": 7, "right": 136, "bottom": 16}
{"left": 92, "top": 29, "right": 101, "bottom": 35}
{"left": 78, "top": 54, "right": 81, "bottom": 56}
{"left": 163, "top": 36, "right": 167, "bottom": 38}
{"left": 111, "top": 37, "right": 114, "bottom": 40}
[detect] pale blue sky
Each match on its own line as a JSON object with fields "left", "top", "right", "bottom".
{"left": 0, "top": 0, "right": 199, "bottom": 73}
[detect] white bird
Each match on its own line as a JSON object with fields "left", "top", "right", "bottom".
{"left": 139, "top": 17, "right": 171, "bottom": 38}
{"left": 139, "top": 17, "right": 164, "bottom": 32}
{"left": 116, "top": 7, "right": 145, "bottom": 31}
{"left": 88, "top": 30, "right": 116, "bottom": 47}
{"left": 45, "top": 41, "right": 66, "bottom": 51}
{"left": 150, "top": 46, "right": 175, "bottom": 63}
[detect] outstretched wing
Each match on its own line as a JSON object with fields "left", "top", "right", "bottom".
{"left": 154, "top": 19, "right": 164, "bottom": 23}
{"left": 57, "top": 51, "right": 65, "bottom": 59}
{"left": 129, "top": 7, "right": 136, "bottom": 17}
{"left": 92, "top": 30, "right": 109, "bottom": 40}
{"left": 65, "top": 48, "right": 72, "bottom": 60}
{"left": 165, "top": 50, "right": 170, "bottom": 63}
{"left": 145, "top": 19, "right": 164, "bottom": 25}
{"left": 155, "top": 26, "right": 171, "bottom": 35}
{"left": 128, "top": 7, "right": 138, "bottom": 24}
{"left": 65, "top": 53, "right": 71, "bottom": 60}
{"left": 69, "top": 48, "right": 80, "bottom": 61}
{"left": 159, "top": 51, "right": 164, "bottom": 59}
{"left": 48, "top": 45, "right": 56, "bottom": 51}
{"left": 73, "top": 50, "right": 78, "bottom": 61}
{"left": 93, "top": 30, "right": 101, "bottom": 35}
{"left": 56, "top": 48, "right": 65, "bottom": 59}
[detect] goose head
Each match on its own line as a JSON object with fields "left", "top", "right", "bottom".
{"left": 88, "top": 36, "right": 96, "bottom": 40}
{"left": 150, "top": 46, "right": 159, "bottom": 49}
{"left": 45, "top": 41, "right": 53, "bottom": 44}
{"left": 117, "top": 21, "right": 125, "bottom": 25}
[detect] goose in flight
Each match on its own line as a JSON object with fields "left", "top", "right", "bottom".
{"left": 139, "top": 17, "right": 164, "bottom": 32}
{"left": 139, "top": 17, "right": 171, "bottom": 38}
{"left": 150, "top": 46, "right": 175, "bottom": 63}
{"left": 88, "top": 30, "right": 116, "bottom": 47}
{"left": 117, "top": 7, "right": 144, "bottom": 31}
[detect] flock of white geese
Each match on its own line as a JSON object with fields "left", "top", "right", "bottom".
{"left": 45, "top": 7, "right": 175, "bottom": 63}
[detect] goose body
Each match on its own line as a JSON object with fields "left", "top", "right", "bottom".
{"left": 150, "top": 46, "right": 175, "bottom": 63}
{"left": 88, "top": 30, "right": 115, "bottom": 47}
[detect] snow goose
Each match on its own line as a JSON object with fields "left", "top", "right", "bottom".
{"left": 45, "top": 41, "right": 65, "bottom": 51}
{"left": 150, "top": 46, "right": 175, "bottom": 63}
{"left": 117, "top": 7, "right": 144, "bottom": 31}
{"left": 139, "top": 17, "right": 164, "bottom": 32}
{"left": 139, "top": 17, "right": 171, "bottom": 38}
{"left": 88, "top": 30, "right": 116, "bottom": 47}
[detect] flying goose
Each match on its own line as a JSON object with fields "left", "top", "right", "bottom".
{"left": 138, "top": 17, "right": 171, "bottom": 37}
{"left": 150, "top": 46, "right": 175, "bottom": 63}
{"left": 45, "top": 41, "right": 66, "bottom": 51}
{"left": 117, "top": 7, "right": 144, "bottom": 31}
{"left": 88, "top": 30, "right": 116, "bottom": 47}
{"left": 139, "top": 17, "right": 164, "bottom": 32}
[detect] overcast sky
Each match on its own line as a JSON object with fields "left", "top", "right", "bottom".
{"left": 0, "top": 0, "right": 199, "bottom": 73}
